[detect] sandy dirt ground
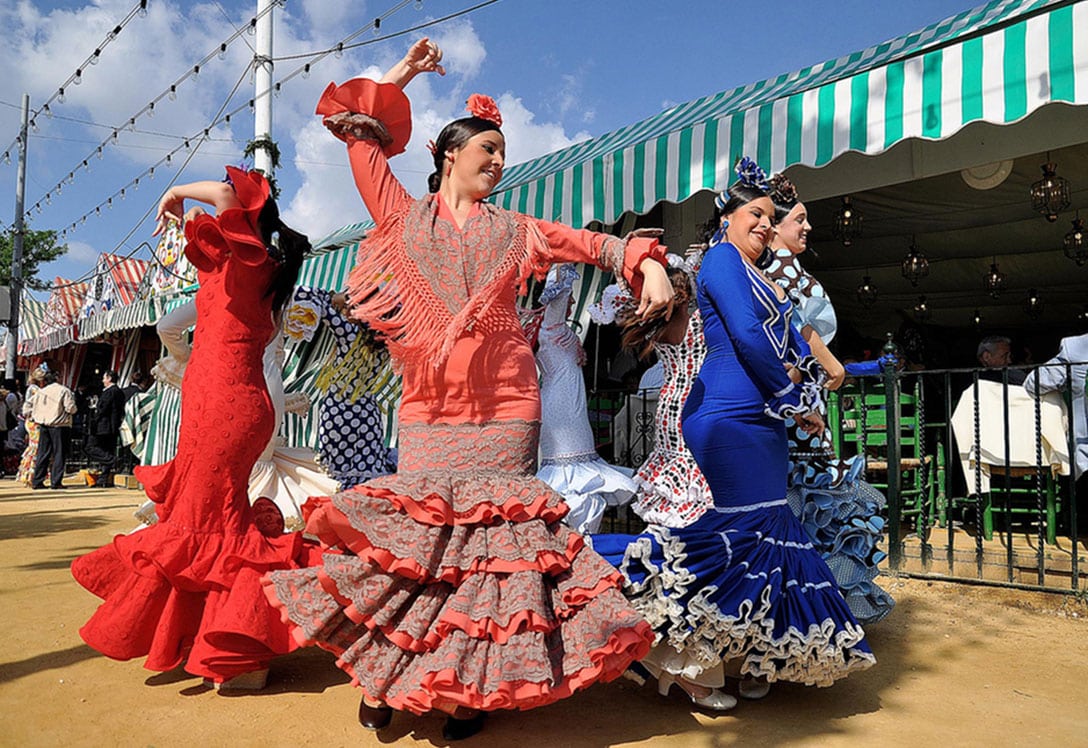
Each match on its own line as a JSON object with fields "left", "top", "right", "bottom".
{"left": 2, "top": 479, "right": 1087, "bottom": 748}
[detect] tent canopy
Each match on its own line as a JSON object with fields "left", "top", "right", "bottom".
{"left": 492, "top": 0, "right": 1088, "bottom": 229}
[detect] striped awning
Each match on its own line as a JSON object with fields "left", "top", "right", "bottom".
{"left": 296, "top": 221, "right": 373, "bottom": 290}
{"left": 493, "top": 0, "right": 1088, "bottom": 226}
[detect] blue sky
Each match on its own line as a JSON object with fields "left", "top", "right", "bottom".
{"left": 0, "top": 0, "right": 984, "bottom": 302}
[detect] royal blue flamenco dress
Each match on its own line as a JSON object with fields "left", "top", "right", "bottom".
{"left": 594, "top": 238, "right": 875, "bottom": 686}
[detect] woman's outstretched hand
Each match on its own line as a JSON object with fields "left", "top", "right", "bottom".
{"left": 382, "top": 37, "right": 445, "bottom": 88}
{"left": 153, "top": 190, "right": 184, "bottom": 236}
{"left": 636, "top": 259, "right": 675, "bottom": 322}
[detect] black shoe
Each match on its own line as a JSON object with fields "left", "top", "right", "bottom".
{"left": 51, "top": 485, "right": 67, "bottom": 490}
{"left": 358, "top": 698, "right": 392, "bottom": 731}
{"left": 442, "top": 711, "right": 486, "bottom": 741}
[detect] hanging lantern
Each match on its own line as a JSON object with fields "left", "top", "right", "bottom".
{"left": 972, "top": 308, "right": 983, "bottom": 328}
{"left": 913, "top": 295, "right": 931, "bottom": 322}
{"left": 900, "top": 236, "right": 929, "bottom": 287}
{"left": 1063, "top": 214, "right": 1087, "bottom": 266}
{"left": 1029, "top": 159, "right": 1071, "bottom": 222}
{"left": 1023, "top": 288, "right": 1044, "bottom": 319}
{"left": 831, "top": 196, "right": 862, "bottom": 247}
{"left": 1078, "top": 305, "right": 1088, "bottom": 322}
{"left": 984, "top": 259, "right": 1007, "bottom": 299}
{"left": 855, "top": 273, "right": 878, "bottom": 308}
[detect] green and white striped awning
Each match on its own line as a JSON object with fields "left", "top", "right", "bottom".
{"left": 493, "top": 0, "right": 1088, "bottom": 226}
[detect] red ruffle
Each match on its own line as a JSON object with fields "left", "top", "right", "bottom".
{"left": 304, "top": 496, "right": 584, "bottom": 585}
{"left": 183, "top": 166, "right": 270, "bottom": 272}
{"left": 315, "top": 78, "right": 412, "bottom": 156}
{"left": 362, "top": 474, "right": 569, "bottom": 527}
{"left": 71, "top": 520, "right": 320, "bottom": 681}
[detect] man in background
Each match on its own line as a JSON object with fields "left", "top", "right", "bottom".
{"left": 85, "top": 370, "right": 125, "bottom": 486}
{"left": 31, "top": 370, "right": 77, "bottom": 490}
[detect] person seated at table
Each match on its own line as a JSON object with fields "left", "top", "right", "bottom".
{"left": 977, "top": 335, "right": 1027, "bottom": 385}
{"left": 1023, "top": 332, "right": 1088, "bottom": 480}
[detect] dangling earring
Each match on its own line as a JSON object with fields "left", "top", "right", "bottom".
{"left": 711, "top": 218, "right": 729, "bottom": 246}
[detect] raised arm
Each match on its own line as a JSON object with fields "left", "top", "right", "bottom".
{"left": 154, "top": 181, "right": 240, "bottom": 236}
{"left": 319, "top": 39, "right": 445, "bottom": 225}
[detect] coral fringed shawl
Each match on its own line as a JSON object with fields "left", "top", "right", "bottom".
{"left": 346, "top": 194, "right": 548, "bottom": 370}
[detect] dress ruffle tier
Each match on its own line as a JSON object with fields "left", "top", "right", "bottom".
{"left": 594, "top": 502, "right": 875, "bottom": 687}
{"left": 265, "top": 424, "right": 653, "bottom": 715}
{"left": 786, "top": 454, "right": 895, "bottom": 625}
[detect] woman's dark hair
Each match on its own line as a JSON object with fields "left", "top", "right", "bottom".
{"left": 618, "top": 265, "right": 694, "bottom": 360}
{"left": 259, "top": 196, "right": 311, "bottom": 315}
{"left": 698, "top": 182, "right": 772, "bottom": 244}
{"left": 427, "top": 116, "right": 503, "bottom": 193}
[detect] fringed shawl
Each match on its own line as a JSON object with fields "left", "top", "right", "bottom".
{"left": 345, "top": 195, "right": 549, "bottom": 370}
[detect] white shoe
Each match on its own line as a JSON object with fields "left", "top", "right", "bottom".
{"left": 738, "top": 677, "right": 771, "bottom": 700}
{"left": 657, "top": 673, "right": 737, "bottom": 711}
{"left": 203, "top": 668, "right": 269, "bottom": 692}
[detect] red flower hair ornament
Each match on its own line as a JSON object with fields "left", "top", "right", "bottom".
{"left": 466, "top": 94, "right": 502, "bottom": 127}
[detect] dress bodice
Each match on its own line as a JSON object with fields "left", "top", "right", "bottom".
{"left": 653, "top": 308, "right": 706, "bottom": 454}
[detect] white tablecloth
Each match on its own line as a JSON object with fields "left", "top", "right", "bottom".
{"left": 951, "top": 380, "right": 1070, "bottom": 493}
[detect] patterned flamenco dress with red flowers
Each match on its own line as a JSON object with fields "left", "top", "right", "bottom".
{"left": 263, "top": 79, "right": 655, "bottom": 715}
{"left": 71, "top": 168, "right": 317, "bottom": 683}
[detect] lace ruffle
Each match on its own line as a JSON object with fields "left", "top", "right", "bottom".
{"left": 315, "top": 78, "right": 412, "bottom": 156}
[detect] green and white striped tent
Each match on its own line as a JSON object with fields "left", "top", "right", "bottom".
{"left": 492, "top": 0, "right": 1087, "bottom": 227}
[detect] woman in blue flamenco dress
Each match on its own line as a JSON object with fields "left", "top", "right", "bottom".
{"left": 595, "top": 159, "right": 874, "bottom": 709}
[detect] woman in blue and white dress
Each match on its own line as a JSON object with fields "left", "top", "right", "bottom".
{"left": 595, "top": 159, "right": 873, "bottom": 709}
{"left": 764, "top": 173, "right": 895, "bottom": 625}
{"left": 292, "top": 286, "right": 398, "bottom": 488}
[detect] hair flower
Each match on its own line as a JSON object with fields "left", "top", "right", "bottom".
{"left": 768, "top": 172, "right": 798, "bottom": 205}
{"left": 734, "top": 156, "right": 770, "bottom": 192}
{"left": 466, "top": 94, "right": 502, "bottom": 127}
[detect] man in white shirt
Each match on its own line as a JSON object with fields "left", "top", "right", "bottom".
{"left": 1024, "top": 333, "right": 1088, "bottom": 479}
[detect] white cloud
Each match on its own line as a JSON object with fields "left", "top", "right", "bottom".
{"left": 63, "top": 240, "right": 99, "bottom": 264}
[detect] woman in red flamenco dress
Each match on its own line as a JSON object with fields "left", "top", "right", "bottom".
{"left": 71, "top": 167, "right": 318, "bottom": 688}
{"left": 262, "top": 39, "right": 675, "bottom": 740}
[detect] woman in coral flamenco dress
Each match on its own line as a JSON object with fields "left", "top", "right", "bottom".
{"left": 263, "top": 38, "right": 672, "bottom": 740}
{"left": 71, "top": 167, "right": 319, "bottom": 689}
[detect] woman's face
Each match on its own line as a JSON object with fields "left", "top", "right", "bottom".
{"left": 446, "top": 130, "right": 506, "bottom": 201}
{"left": 724, "top": 196, "right": 776, "bottom": 260}
{"left": 774, "top": 202, "right": 811, "bottom": 255}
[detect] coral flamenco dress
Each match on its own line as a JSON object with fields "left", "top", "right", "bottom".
{"left": 264, "top": 79, "right": 656, "bottom": 715}
{"left": 71, "top": 168, "right": 318, "bottom": 682}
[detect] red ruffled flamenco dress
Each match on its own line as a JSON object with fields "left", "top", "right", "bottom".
{"left": 263, "top": 78, "right": 655, "bottom": 715}
{"left": 71, "top": 168, "right": 320, "bottom": 683}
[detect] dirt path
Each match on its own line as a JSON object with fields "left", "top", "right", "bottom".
{"left": 1, "top": 480, "right": 1086, "bottom": 747}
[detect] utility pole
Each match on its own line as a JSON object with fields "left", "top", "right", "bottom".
{"left": 253, "top": 0, "right": 275, "bottom": 176}
{"left": 6, "top": 93, "right": 28, "bottom": 379}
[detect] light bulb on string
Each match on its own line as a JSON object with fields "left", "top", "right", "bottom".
{"left": 191, "top": 64, "right": 200, "bottom": 81}
{"left": 224, "top": 114, "right": 231, "bottom": 125}
{"left": 334, "top": 42, "right": 344, "bottom": 59}
{"left": 138, "top": 1, "right": 147, "bottom": 18}
{"left": 56, "top": 183, "right": 62, "bottom": 195}
{"left": 165, "top": 153, "right": 172, "bottom": 165}
{"left": 248, "top": 99, "right": 255, "bottom": 113}
{"left": 89, "top": 49, "right": 101, "bottom": 65}
{"left": 128, "top": 117, "right": 136, "bottom": 131}
{"left": 273, "top": 82, "right": 281, "bottom": 98}
{"left": 3, "top": 152, "right": 10, "bottom": 165}
{"left": 73, "top": 69, "right": 83, "bottom": 86}
{"left": 96, "top": 146, "right": 104, "bottom": 159}
{"left": 183, "top": 139, "right": 191, "bottom": 151}
{"left": 218, "top": 43, "right": 228, "bottom": 60}
{"left": 248, "top": 18, "right": 256, "bottom": 35}
{"left": 82, "top": 159, "right": 89, "bottom": 171}
{"left": 148, "top": 166, "right": 155, "bottom": 179}
{"left": 107, "top": 197, "right": 112, "bottom": 208}
{"left": 120, "top": 188, "right": 125, "bottom": 200}
{"left": 168, "top": 85, "right": 177, "bottom": 101}
{"left": 147, "top": 101, "right": 154, "bottom": 117}
{"left": 95, "top": 207, "right": 100, "bottom": 216}
{"left": 132, "top": 177, "right": 138, "bottom": 191}
{"left": 42, "top": 104, "right": 52, "bottom": 119}
{"left": 112, "top": 129, "right": 119, "bottom": 141}
{"left": 415, "top": 0, "right": 423, "bottom": 9}
{"left": 57, "top": 87, "right": 66, "bottom": 104}
{"left": 67, "top": 172, "right": 75, "bottom": 185}
{"left": 30, "top": 119, "right": 39, "bottom": 133}
{"left": 45, "top": 194, "right": 51, "bottom": 205}
{"left": 301, "top": 64, "right": 311, "bottom": 79}
{"left": 372, "top": 18, "right": 381, "bottom": 35}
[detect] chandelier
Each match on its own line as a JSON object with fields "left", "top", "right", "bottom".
{"left": 1023, "top": 288, "right": 1044, "bottom": 319}
{"left": 831, "top": 196, "right": 862, "bottom": 247}
{"left": 1030, "top": 157, "right": 1071, "bottom": 222}
{"left": 1063, "top": 213, "right": 1087, "bottom": 266}
{"left": 900, "top": 236, "right": 929, "bottom": 287}
{"left": 913, "top": 295, "right": 931, "bottom": 322}
{"left": 855, "top": 272, "right": 878, "bottom": 308}
{"left": 984, "top": 258, "right": 1007, "bottom": 299}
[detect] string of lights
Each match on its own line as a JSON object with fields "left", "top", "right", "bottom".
{"left": 21, "top": 0, "right": 280, "bottom": 215}
{"left": 0, "top": 0, "right": 150, "bottom": 168}
{"left": 46, "top": 0, "right": 502, "bottom": 237}
{"left": 47, "top": 63, "right": 254, "bottom": 292}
